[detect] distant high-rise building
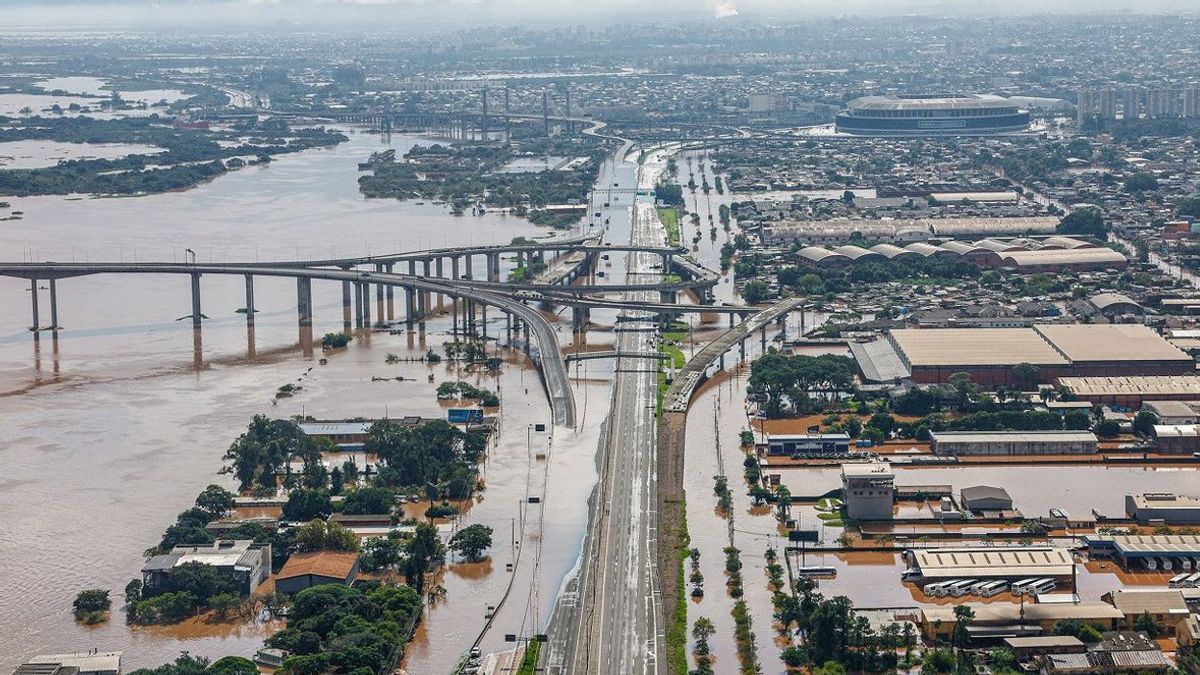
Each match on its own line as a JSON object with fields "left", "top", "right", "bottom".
{"left": 1099, "top": 88, "right": 1117, "bottom": 120}
{"left": 1123, "top": 85, "right": 1141, "bottom": 120}
{"left": 1076, "top": 88, "right": 1094, "bottom": 124}
{"left": 1185, "top": 86, "right": 1200, "bottom": 119}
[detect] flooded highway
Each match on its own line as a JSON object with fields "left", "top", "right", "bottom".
{"left": 0, "top": 128, "right": 617, "bottom": 670}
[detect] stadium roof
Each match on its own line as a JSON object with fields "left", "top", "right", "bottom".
{"left": 847, "top": 94, "right": 1016, "bottom": 112}
{"left": 1033, "top": 324, "right": 1189, "bottom": 363}
{"left": 911, "top": 546, "right": 1074, "bottom": 579}
{"left": 890, "top": 327, "right": 1069, "bottom": 367}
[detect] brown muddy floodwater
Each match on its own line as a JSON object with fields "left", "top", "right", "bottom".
{"left": 0, "top": 128, "right": 619, "bottom": 671}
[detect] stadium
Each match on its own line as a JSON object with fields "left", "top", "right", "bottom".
{"left": 835, "top": 94, "right": 1031, "bottom": 136}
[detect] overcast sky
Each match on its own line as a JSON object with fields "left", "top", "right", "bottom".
{"left": 1, "top": 0, "right": 1195, "bottom": 29}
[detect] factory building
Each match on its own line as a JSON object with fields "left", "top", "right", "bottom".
{"left": 854, "top": 325, "right": 1192, "bottom": 387}
{"left": 930, "top": 431, "right": 1098, "bottom": 456}
{"left": 841, "top": 462, "right": 895, "bottom": 520}
{"left": 1058, "top": 376, "right": 1200, "bottom": 409}
{"left": 1153, "top": 424, "right": 1200, "bottom": 454}
{"left": 921, "top": 603, "right": 1122, "bottom": 642}
{"left": 764, "top": 433, "right": 850, "bottom": 456}
{"left": 1085, "top": 534, "right": 1200, "bottom": 571}
{"left": 1125, "top": 493, "right": 1200, "bottom": 525}
{"left": 908, "top": 546, "right": 1075, "bottom": 581}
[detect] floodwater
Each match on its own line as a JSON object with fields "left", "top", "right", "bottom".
{"left": 0, "top": 127, "right": 613, "bottom": 670}
{"left": 0, "top": 140, "right": 164, "bottom": 169}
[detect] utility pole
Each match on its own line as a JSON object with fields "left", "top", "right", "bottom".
{"left": 542, "top": 89, "right": 549, "bottom": 136}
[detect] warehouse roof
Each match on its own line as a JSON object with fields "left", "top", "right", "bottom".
{"left": 1003, "top": 635, "right": 1085, "bottom": 649}
{"left": 1104, "top": 589, "right": 1189, "bottom": 616}
{"left": 1089, "top": 292, "right": 1142, "bottom": 312}
{"left": 911, "top": 546, "right": 1074, "bottom": 579}
{"left": 277, "top": 551, "right": 360, "bottom": 581}
{"left": 930, "top": 431, "right": 1097, "bottom": 444}
{"left": 1087, "top": 534, "right": 1200, "bottom": 555}
{"left": 1001, "top": 247, "right": 1128, "bottom": 268}
{"left": 1041, "top": 236, "right": 1091, "bottom": 249}
{"left": 961, "top": 485, "right": 1013, "bottom": 503}
{"left": 1034, "top": 324, "right": 1189, "bottom": 363}
{"left": 1152, "top": 424, "right": 1200, "bottom": 438}
{"left": 890, "top": 327, "right": 1068, "bottom": 367}
{"left": 1059, "top": 376, "right": 1200, "bottom": 397}
{"left": 1128, "top": 493, "right": 1200, "bottom": 511}
{"left": 922, "top": 601, "right": 1122, "bottom": 624}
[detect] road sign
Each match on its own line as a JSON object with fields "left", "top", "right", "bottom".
{"left": 789, "top": 529, "right": 819, "bottom": 543}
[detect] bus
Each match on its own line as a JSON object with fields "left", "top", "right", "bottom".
{"left": 922, "top": 581, "right": 952, "bottom": 597}
{"left": 1170, "top": 573, "right": 1191, "bottom": 588}
{"left": 977, "top": 580, "right": 1009, "bottom": 597}
{"left": 1010, "top": 578, "right": 1039, "bottom": 595}
{"left": 949, "top": 579, "right": 979, "bottom": 597}
{"left": 1025, "top": 578, "right": 1057, "bottom": 595}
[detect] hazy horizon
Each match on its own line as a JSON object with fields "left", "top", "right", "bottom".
{"left": 1, "top": 0, "right": 1196, "bottom": 31}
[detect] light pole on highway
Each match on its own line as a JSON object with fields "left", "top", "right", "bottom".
{"left": 185, "top": 247, "right": 196, "bottom": 265}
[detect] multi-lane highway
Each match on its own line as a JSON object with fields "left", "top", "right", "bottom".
{"left": 547, "top": 148, "right": 670, "bottom": 674}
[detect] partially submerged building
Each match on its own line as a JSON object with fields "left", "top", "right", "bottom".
{"left": 142, "top": 540, "right": 271, "bottom": 596}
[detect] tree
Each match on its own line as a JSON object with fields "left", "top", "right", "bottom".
{"left": 194, "top": 484, "right": 235, "bottom": 519}
{"left": 404, "top": 522, "right": 444, "bottom": 593}
{"left": 1177, "top": 195, "right": 1200, "bottom": 219}
{"left": 293, "top": 519, "right": 360, "bottom": 552}
{"left": 282, "top": 488, "right": 333, "bottom": 521}
{"left": 329, "top": 466, "right": 345, "bottom": 495}
{"left": 126, "top": 654, "right": 211, "bottom": 675}
{"left": 125, "top": 578, "right": 143, "bottom": 604}
{"left": 448, "top": 524, "right": 493, "bottom": 562}
{"left": 170, "top": 562, "right": 240, "bottom": 602}
{"left": 1096, "top": 419, "right": 1121, "bottom": 438}
{"left": 224, "top": 415, "right": 320, "bottom": 490}
{"left": 206, "top": 593, "right": 242, "bottom": 620}
{"left": 361, "top": 534, "right": 403, "bottom": 571}
{"left": 1133, "top": 410, "right": 1158, "bottom": 437}
{"left": 207, "top": 657, "right": 258, "bottom": 675}
{"left": 1064, "top": 409, "right": 1092, "bottom": 430}
{"left": 342, "top": 486, "right": 394, "bottom": 515}
{"left": 952, "top": 604, "right": 975, "bottom": 653}
{"left": 1013, "top": 362, "right": 1040, "bottom": 390}
{"left": 73, "top": 589, "right": 111, "bottom": 616}
{"left": 1134, "top": 610, "right": 1161, "bottom": 638}
{"left": 741, "top": 280, "right": 769, "bottom": 304}
{"left": 1057, "top": 207, "right": 1107, "bottom": 239}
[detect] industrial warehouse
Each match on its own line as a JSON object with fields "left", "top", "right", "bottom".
{"left": 793, "top": 237, "right": 1127, "bottom": 272}
{"left": 834, "top": 94, "right": 1033, "bottom": 135}
{"left": 853, "top": 324, "right": 1194, "bottom": 386}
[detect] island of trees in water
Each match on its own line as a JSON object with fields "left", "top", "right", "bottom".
{"left": 0, "top": 115, "right": 346, "bottom": 196}
{"left": 357, "top": 132, "right": 607, "bottom": 228}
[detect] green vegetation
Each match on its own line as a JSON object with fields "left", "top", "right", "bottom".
{"left": 773, "top": 580, "right": 915, "bottom": 672}
{"left": 73, "top": 589, "right": 111, "bottom": 623}
{"left": 0, "top": 115, "right": 345, "bottom": 196}
{"left": 776, "top": 256, "right": 981, "bottom": 296}
{"left": 1058, "top": 206, "right": 1108, "bottom": 239}
{"left": 358, "top": 140, "right": 604, "bottom": 228}
{"left": 448, "top": 524, "right": 494, "bottom": 562}
{"left": 266, "top": 582, "right": 422, "bottom": 673}
{"left": 747, "top": 352, "right": 857, "bottom": 418}
{"left": 321, "top": 332, "right": 351, "bottom": 348}
{"left": 436, "top": 380, "right": 500, "bottom": 406}
{"left": 666, "top": 495, "right": 690, "bottom": 675}
{"left": 128, "top": 654, "right": 257, "bottom": 675}
{"left": 223, "top": 415, "right": 325, "bottom": 491}
{"left": 516, "top": 640, "right": 542, "bottom": 675}
{"left": 293, "top": 519, "right": 360, "bottom": 552}
{"left": 365, "top": 419, "right": 483, "bottom": 501}
{"left": 658, "top": 207, "right": 681, "bottom": 246}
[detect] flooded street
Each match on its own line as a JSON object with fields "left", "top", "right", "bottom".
{"left": 0, "top": 127, "right": 610, "bottom": 670}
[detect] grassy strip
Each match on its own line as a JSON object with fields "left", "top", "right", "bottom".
{"left": 666, "top": 495, "right": 690, "bottom": 675}
{"left": 657, "top": 207, "right": 681, "bottom": 247}
{"left": 661, "top": 343, "right": 686, "bottom": 370}
{"left": 516, "top": 640, "right": 541, "bottom": 675}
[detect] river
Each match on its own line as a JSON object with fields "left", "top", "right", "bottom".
{"left": 0, "top": 127, "right": 613, "bottom": 671}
